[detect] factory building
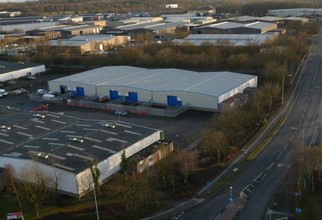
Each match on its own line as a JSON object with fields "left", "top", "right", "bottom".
{"left": 48, "top": 66, "right": 257, "bottom": 111}
{"left": 192, "top": 21, "right": 277, "bottom": 34}
{"left": 0, "top": 112, "right": 162, "bottom": 197}
{"left": 0, "top": 60, "right": 45, "bottom": 82}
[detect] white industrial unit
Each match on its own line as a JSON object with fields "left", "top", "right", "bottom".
{"left": 0, "top": 115, "right": 162, "bottom": 198}
{"left": 0, "top": 61, "right": 45, "bottom": 82}
{"left": 48, "top": 66, "right": 257, "bottom": 111}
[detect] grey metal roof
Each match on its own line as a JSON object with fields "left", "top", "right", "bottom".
{"left": 0, "top": 112, "right": 159, "bottom": 173}
{"left": 195, "top": 21, "right": 275, "bottom": 30}
{"left": 117, "top": 21, "right": 187, "bottom": 31}
{"left": 0, "top": 60, "right": 44, "bottom": 74}
{"left": 245, "top": 21, "right": 275, "bottom": 29}
{"left": 49, "top": 35, "right": 117, "bottom": 47}
{"left": 173, "top": 33, "right": 278, "bottom": 46}
{"left": 50, "top": 66, "right": 257, "bottom": 97}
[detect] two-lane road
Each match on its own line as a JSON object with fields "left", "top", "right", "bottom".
{"left": 179, "top": 34, "right": 322, "bottom": 220}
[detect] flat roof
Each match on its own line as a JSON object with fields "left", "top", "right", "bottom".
{"left": 50, "top": 66, "right": 257, "bottom": 97}
{"left": 49, "top": 35, "right": 119, "bottom": 47}
{"left": 0, "top": 61, "right": 44, "bottom": 74}
{"left": 196, "top": 21, "right": 275, "bottom": 30}
{"left": 0, "top": 111, "right": 159, "bottom": 173}
{"left": 117, "top": 21, "right": 187, "bottom": 31}
{"left": 173, "top": 33, "right": 278, "bottom": 46}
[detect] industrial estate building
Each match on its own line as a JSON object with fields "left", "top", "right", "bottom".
{"left": 0, "top": 111, "right": 163, "bottom": 197}
{"left": 173, "top": 33, "right": 278, "bottom": 46}
{"left": 267, "top": 8, "right": 322, "bottom": 17}
{"left": 0, "top": 60, "right": 45, "bottom": 82}
{"left": 192, "top": 21, "right": 277, "bottom": 34}
{"left": 48, "top": 66, "right": 257, "bottom": 111}
{"left": 48, "top": 35, "right": 130, "bottom": 54}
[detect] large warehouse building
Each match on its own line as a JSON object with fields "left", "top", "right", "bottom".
{"left": 0, "top": 60, "right": 45, "bottom": 82}
{"left": 0, "top": 111, "right": 162, "bottom": 197}
{"left": 48, "top": 66, "right": 257, "bottom": 111}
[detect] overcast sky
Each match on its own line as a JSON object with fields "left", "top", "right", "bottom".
{"left": 0, "top": 0, "right": 38, "bottom": 3}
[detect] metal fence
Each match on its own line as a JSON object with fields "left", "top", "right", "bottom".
{"left": 29, "top": 94, "right": 189, "bottom": 117}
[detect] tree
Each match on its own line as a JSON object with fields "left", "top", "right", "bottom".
{"left": 176, "top": 150, "right": 199, "bottom": 184}
{"left": 202, "top": 129, "right": 227, "bottom": 163}
{"left": 88, "top": 156, "right": 101, "bottom": 195}
{"left": 15, "top": 163, "right": 54, "bottom": 217}
{"left": 120, "top": 150, "right": 130, "bottom": 174}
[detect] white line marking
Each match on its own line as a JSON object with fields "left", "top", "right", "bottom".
{"left": 60, "top": 130, "right": 76, "bottom": 134}
{"left": 124, "top": 130, "right": 142, "bottom": 135}
{"left": 83, "top": 128, "right": 99, "bottom": 131}
{"left": 92, "top": 145, "right": 114, "bottom": 152}
{"left": 51, "top": 119, "right": 66, "bottom": 124}
{"left": 100, "top": 129, "right": 117, "bottom": 135}
{"left": 17, "top": 132, "right": 33, "bottom": 138}
{"left": 84, "top": 136, "right": 102, "bottom": 143}
{"left": 48, "top": 153, "right": 65, "bottom": 160}
{"left": 48, "top": 142, "right": 64, "bottom": 146}
{"left": 35, "top": 125, "right": 51, "bottom": 131}
{"left": 13, "top": 125, "right": 27, "bottom": 130}
{"left": 0, "top": 132, "right": 9, "bottom": 137}
{"left": 76, "top": 124, "right": 91, "bottom": 127}
{"left": 31, "top": 118, "right": 44, "bottom": 124}
{"left": 66, "top": 144, "right": 85, "bottom": 151}
{"left": 115, "top": 123, "right": 132, "bottom": 128}
{"left": 74, "top": 153, "right": 92, "bottom": 160}
{"left": 106, "top": 137, "right": 128, "bottom": 143}
{"left": 0, "top": 139, "right": 14, "bottom": 144}
{"left": 46, "top": 113, "right": 61, "bottom": 118}
{"left": 22, "top": 145, "right": 40, "bottom": 149}
{"left": 43, "top": 137, "right": 59, "bottom": 141}
{"left": 54, "top": 163, "right": 74, "bottom": 171}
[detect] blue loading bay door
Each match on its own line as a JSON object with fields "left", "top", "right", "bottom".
{"left": 167, "top": 95, "right": 178, "bottom": 107}
{"left": 76, "top": 87, "right": 85, "bottom": 97}
{"left": 109, "top": 90, "right": 119, "bottom": 100}
{"left": 129, "top": 92, "right": 138, "bottom": 103}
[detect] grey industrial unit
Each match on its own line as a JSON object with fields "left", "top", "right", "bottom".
{"left": 0, "top": 60, "right": 45, "bottom": 82}
{"left": 48, "top": 66, "right": 258, "bottom": 111}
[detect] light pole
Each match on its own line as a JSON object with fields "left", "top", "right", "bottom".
{"left": 93, "top": 184, "right": 100, "bottom": 220}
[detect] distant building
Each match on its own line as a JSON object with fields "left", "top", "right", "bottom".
{"left": 166, "top": 4, "right": 178, "bottom": 9}
{"left": 192, "top": 21, "right": 277, "bottom": 34}
{"left": 267, "top": 8, "right": 322, "bottom": 17}
{"left": 48, "top": 35, "right": 130, "bottom": 54}
{"left": 58, "top": 16, "right": 83, "bottom": 25}
{"left": 195, "top": 6, "right": 216, "bottom": 16}
{"left": 173, "top": 33, "right": 279, "bottom": 47}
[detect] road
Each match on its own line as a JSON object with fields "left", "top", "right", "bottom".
{"left": 177, "top": 34, "right": 322, "bottom": 220}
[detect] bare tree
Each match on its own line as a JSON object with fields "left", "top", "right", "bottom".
{"left": 176, "top": 150, "right": 199, "bottom": 184}
{"left": 202, "top": 129, "right": 227, "bottom": 163}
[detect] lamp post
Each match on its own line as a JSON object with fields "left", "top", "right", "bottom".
{"left": 93, "top": 184, "right": 100, "bottom": 220}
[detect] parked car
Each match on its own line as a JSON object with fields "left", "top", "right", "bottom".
{"left": 33, "top": 113, "right": 46, "bottom": 119}
{"left": 69, "top": 137, "right": 84, "bottom": 143}
{"left": 101, "top": 122, "right": 116, "bottom": 128}
{"left": 1, "top": 125, "right": 11, "bottom": 131}
{"left": 0, "top": 89, "right": 8, "bottom": 96}
{"left": 115, "top": 109, "right": 128, "bottom": 116}
{"left": 27, "top": 75, "right": 36, "bottom": 80}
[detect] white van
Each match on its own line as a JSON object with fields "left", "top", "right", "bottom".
{"left": 0, "top": 89, "right": 8, "bottom": 96}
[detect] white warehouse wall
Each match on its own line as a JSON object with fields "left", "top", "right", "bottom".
{"left": 0, "top": 65, "right": 45, "bottom": 82}
{"left": 97, "top": 85, "right": 153, "bottom": 101}
{"left": 48, "top": 81, "right": 97, "bottom": 96}
{"left": 0, "top": 156, "right": 78, "bottom": 197}
{"left": 153, "top": 91, "right": 218, "bottom": 110}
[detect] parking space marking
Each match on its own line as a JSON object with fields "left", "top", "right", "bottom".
{"left": 115, "top": 123, "right": 132, "bottom": 128}
{"left": 22, "top": 145, "right": 40, "bottom": 149}
{"left": 54, "top": 163, "right": 74, "bottom": 171}
{"left": 48, "top": 153, "right": 66, "bottom": 160}
{"left": 74, "top": 153, "right": 92, "bottom": 160}
{"left": 31, "top": 118, "right": 45, "bottom": 124}
{"left": 43, "top": 137, "right": 59, "bottom": 141}
{"left": 83, "top": 128, "right": 99, "bottom": 131}
{"left": 48, "top": 142, "right": 64, "bottom": 147}
{"left": 60, "top": 130, "right": 76, "bottom": 134}
{"left": 35, "top": 125, "right": 51, "bottom": 131}
{"left": 106, "top": 137, "right": 128, "bottom": 143}
{"left": 51, "top": 119, "right": 66, "bottom": 124}
{"left": 92, "top": 145, "right": 117, "bottom": 154}
{"left": 84, "top": 136, "right": 102, "bottom": 143}
{"left": 17, "top": 132, "right": 33, "bottom": 138}
{"left": 66, "top": 144, "right": 85, "bottom": 151}
{"left": 0, "top": 139, "right": 14, "bottom": 144}
{"left": 100, "top": 130, "right": 117, "bottom": 135}
{"left": 76, "top": 124, "right": 91, "bottom": 127}
{"left": 13, "top": 125, "right": 27, "bottom": 130}
{"left": 124, "top": 130, "right": 142, "bottom": 136}
{"left": 0, "top": 132, "right": 9, "bottom": 137}
{"left": 47, "top": 113, "right": 61, "bottom": 118}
